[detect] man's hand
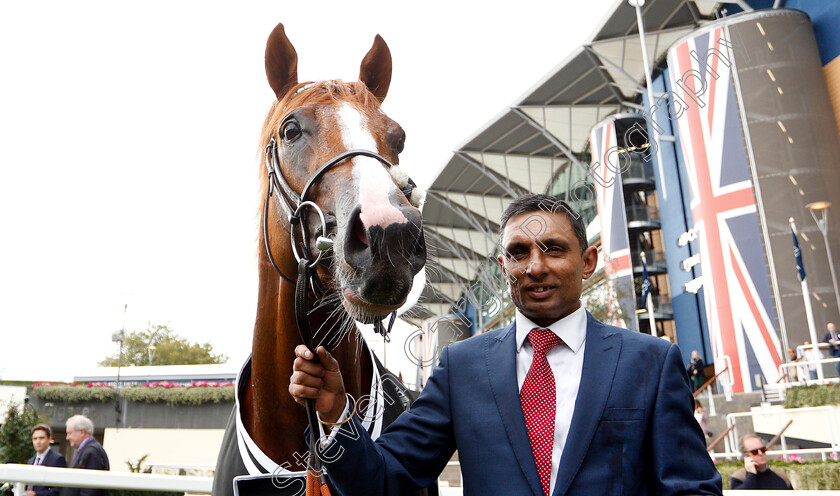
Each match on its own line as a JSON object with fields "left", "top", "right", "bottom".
{"left": 289, "top": 345, "right": 347, "bottom": 424}
{"left": 744, "top": 455, "right": 758, "bottom": 474}
{"left": 24, "top": 490, "right": 35, "bottom": 496}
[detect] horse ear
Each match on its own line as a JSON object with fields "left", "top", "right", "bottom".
{"left": 359, "top": 35, "right": 392, "bottom": 103}
{"left": 265, "top": 23, "right": 298, "bottom": 98}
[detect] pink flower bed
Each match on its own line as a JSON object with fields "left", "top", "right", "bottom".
{"left": 33, "top": 381, "right": 233, "bottom": 388}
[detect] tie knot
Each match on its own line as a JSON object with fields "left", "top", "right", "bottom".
{"left": 528, "top": 328, "right": 562, "bottom": 354}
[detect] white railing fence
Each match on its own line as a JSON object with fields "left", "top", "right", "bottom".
{"left": 0, "top": 464, "right": 212, "bottom": 494}
{"left": 5, "top": 463, "right": 840, "bottom": 495}
{"left": 717, "top": 406, "right": 840, "bottom": 462}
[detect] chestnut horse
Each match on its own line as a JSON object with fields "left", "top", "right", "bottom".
{"left": 212, "top": 23, "right": 432, "bottom": 496}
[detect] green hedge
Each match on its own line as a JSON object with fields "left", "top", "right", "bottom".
{"left": 785, "top": 383, "right": 840, "bottom": 408}
{"left": 31, "top": 385, "right": 117, "bottom": 402}
{"left": 121, "top": 385, "right": 234, "bottom": 406}
{"left": 716, "top": 460, "right": 840, "bottom": 490}
{"left": 30, "top": 383, "right": 233, "bottom": 406}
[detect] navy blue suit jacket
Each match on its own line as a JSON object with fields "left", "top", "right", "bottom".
{"left": 27, "top": 449, "right": 67, "bottom": 496}
{"left": 59, "top": 438, "right": 110, "bottom": 496}
{"left": 323, "top": 313, "right": 722, "bottom": 495}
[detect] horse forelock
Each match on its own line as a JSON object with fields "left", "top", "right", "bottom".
{"left": 256, "top": 79, "right": 385, "bottom": 204}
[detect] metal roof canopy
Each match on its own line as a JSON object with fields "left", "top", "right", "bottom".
{"left": 408, "top": 0, "right": 723, "bottom": 326}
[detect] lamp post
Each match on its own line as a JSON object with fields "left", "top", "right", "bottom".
{"left": 807, "top": 201, "right": 840, "bottom": 318}
{"left": 147, "top": 344, "right": 157, "bottom": 366}
{"left": 110, "top": 303, "right": 128, "bottom": 424}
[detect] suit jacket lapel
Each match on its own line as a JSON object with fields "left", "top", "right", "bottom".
{"left": 486, "top": 322, "right": 542, "bottom": 496}
{"left": 553, "top": 313, "right": 621, "bottom": 496}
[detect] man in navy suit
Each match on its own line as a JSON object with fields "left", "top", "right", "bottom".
{"left": 822, "top": 322, "right": 840, "bottom": 375}
{"left": 60, "top": 415, "right": 110, "bottom": 496}
{"left": 291, "top": 194, "right": 722, "bottom": 495}
{"left": 25, "top": 424, "right": 67, "bottom": 496}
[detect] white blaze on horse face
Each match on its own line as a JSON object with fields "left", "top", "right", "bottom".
{"left": 336, "top": 103, "right": 408, "bottom": 229}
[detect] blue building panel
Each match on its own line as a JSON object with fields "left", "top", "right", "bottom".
{"left": 645, "top": 69, "right": 709, "bottom": 366}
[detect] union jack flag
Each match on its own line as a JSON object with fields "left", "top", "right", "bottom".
{"left": 668, "top": 28, "right": 783, "bottom": 392}
{"left": 590, "top": 120, "right": 637, "bottom": 332}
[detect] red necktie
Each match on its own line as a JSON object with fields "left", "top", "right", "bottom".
{"left": 520, "top": 328, "right": 562, "bottom": 496}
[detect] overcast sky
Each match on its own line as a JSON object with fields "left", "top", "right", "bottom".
{"left": 0, "top": 0, "right": 616, "bottom": 381}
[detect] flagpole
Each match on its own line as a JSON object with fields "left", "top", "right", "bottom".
{"left": 791, "top": 217, "right": 823, "bottom": 380}
{"left": 640, "top": 251, "right": 657, "bottom": 336}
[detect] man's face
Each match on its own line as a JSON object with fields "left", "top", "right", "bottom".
{"left": 31, "top": 429, "right": 51, "bottom": 454}
{"left": 829, "top": 323, "right": 836, "bottom": 333}
{"left": 65, "top": 425, "right": 87, "bottom": 448}
{"left": 743, "top": 436, "right": 768, "bottom": 470}
{"left": 498, "top": 210, "right": 597, "bottom": 327}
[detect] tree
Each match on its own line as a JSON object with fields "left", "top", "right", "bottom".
{"left": 0, "top": 400, "right": 41, "bottom": 463}
{"left": 99, "top": 323, "right": 228, "bottom": 366}
{"left": 582, "top": 278, "right": 632, "bottom": 327}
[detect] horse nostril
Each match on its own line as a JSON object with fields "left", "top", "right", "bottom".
{"left": 354, "top": 213, "right": 368, "bottom": 247}
{"left": 344, "top": 205, "right": 371, "bottom": 271}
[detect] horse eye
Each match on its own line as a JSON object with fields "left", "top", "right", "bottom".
{"left": 282, "top": 121, "right": 302, "bottom": 142}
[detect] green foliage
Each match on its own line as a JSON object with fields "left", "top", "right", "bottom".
{"left": 30, "top": 382, "right": 234, "bottom": 406}
{"left": 31, "top": 385, "right": 117, "bottom": 402}
{"left": 582, "top": 278, "right": 632, "bottom": 326}
{"left": 716, "top": 459, "right": 840, "bottom": 490}
{"left": 121, "top": 384, "right": 234, "bottom": 406}
{"left": 99, "top": 323, "right": 227, "bottom": 367}
{"left": 784, "top": 383, "right": 840, "bottom": 408}
{"left": 0, "top": 401, "right": 41, "bottom": 463}
{"left": 126, "top": 454, "right": 152, "bottom": 473}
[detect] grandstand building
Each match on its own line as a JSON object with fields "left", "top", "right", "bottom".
{"left": 409, "top": 0, "right": 840, "bottom": 394}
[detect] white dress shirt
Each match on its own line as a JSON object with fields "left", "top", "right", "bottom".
{"left": 33, "top": 447, "right": 50, "bottom": 465}
{"left": 515, "top": 304, "right": 587, "bottom": 496}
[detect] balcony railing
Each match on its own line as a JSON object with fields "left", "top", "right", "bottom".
{"left": 621, "top": 160, "right": 655, "bottom": 183}
{"left": 625, "top": 204, "right": 660, "bottom": 224}
{"left": 636, "top": 294, "right": 673, "bottom": 314}
{"left": 631, "top": 249, "right": 666, "bottom": 270}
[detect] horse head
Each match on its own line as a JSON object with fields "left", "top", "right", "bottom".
{"left": 260, "top": 23, "right": 426, "bottom": 329}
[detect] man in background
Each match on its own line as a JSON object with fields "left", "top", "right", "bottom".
{"left": 730, "top": 434, "right": 792, "bottom": 490}
{"left": 823, "top": 322, "right": 840, "bottom": 375}
{"left": 25, "top": 424, "right": 67, "bottom": 496}
{"left": 60, "top": 415, "right": 110, "bottom": 496}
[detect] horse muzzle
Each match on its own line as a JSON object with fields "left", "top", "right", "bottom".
{"left": 341, "top": 201, "right": 426, "bottom": 308}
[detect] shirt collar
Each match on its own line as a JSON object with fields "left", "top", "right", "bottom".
{"left": 36, "top": 447, "right": 50, "bottom": 458}
{"left": 515, "top": 303, "right": 587, "bottom": 354}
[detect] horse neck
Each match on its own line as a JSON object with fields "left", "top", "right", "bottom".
{"left": 245, "top": 235, "right": 372, "bottom": 465}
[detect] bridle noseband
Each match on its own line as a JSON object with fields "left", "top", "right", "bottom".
{"left": 264, "top": 141, "right": 407, "bottom": 272}
{"left": 262, "top": 119, "right": 412, "bottom": 487}
{"left": 262, "top": 130, "right": 410, "bottom": 340}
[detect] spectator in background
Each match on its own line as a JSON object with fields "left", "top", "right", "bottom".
{"left": 25, "top": 424, "right": 67, "bottom": 496}
{"left": 730, "top": 434, "right": 792, "bottom": 490}
{"left": 687, "top": 350, "right": 705, "bottom": 392}
{"left": 823, "top": 322, "right": 840, "bottom": 375}
{"left": 785, "top": 348, "right": 801, "bottom": 383}
{"left": 802, "top": 341, "right": 823, "bottom": 380}
{"left": 60, "top": 415, "right": 110, "bottom": 496}
{"left": 694, "top": 400, "right": 711, "bottom": 440}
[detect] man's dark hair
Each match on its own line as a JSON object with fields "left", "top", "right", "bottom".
{"left": 499, "top": 194, "right": 588, "bottom": 253}
{"left": 31, "top": 423, "right": 53, "bottom": 438}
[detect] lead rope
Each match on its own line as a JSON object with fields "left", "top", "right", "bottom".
{"left": 296, "top": 256, "right": 393, "bottom": 495}
{"left": 293, "top": 259, "right": 328, "bottom": 494}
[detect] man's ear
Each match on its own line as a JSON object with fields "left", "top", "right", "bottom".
{"left": 581, "top": 245, "right": 598, "bottom": 279}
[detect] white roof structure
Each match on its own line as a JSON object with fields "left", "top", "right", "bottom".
{"left": 406, "top": 0, "right": 733, "bottom": 324}
{"left": 74, "top": 363, "right": 238, "bottom": 383}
